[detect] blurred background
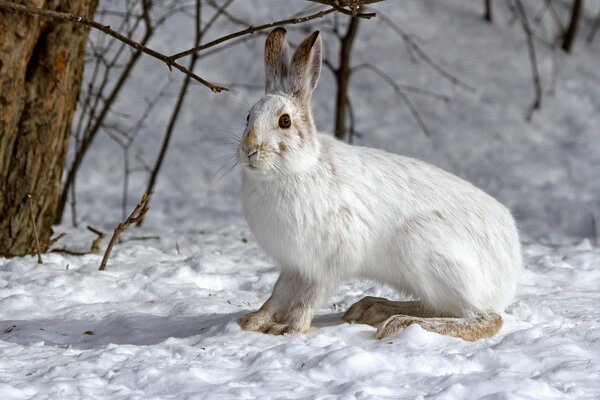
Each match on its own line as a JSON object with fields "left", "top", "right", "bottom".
{"left": 60, "top": 0, "right": 600, "bottom": 244}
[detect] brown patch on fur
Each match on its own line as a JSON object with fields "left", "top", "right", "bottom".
{"left": 279, "top": 143, "right": 287, "bottom": 153}
{"left": 339, "top": 206, "right": 353, "bottom": 218}
{"left": 328, "top": 162, "right": 337, "bottom": 177}
{"left": 244, "top": 129, "right": 257, "bottom": 148}
{"left": 265, "top": 28, "right": 286, "bottom": 64}
{"left": 289, "top": 32, "right": 321, "bottom": 100}
{"left": 433, "top": 210, "right": 446, "bottom": 221}
{"left": 265, "top": 28, "right": 288, "bottom": 93}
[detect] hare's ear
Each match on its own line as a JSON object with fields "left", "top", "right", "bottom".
{"left": 265, "top": 27, "right": 289, "bottom": 93}
{"left": 288, "top": 31, "right": 321, "bottom": 103}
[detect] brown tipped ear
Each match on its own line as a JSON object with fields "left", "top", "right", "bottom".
{"left": 265, "top": 27, "right": 289, "bottom": 93}
{"left": 288, "top": 31, "right": 322, "bottom": 103}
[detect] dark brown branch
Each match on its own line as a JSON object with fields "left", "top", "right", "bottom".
{"left": 46, "top": 232, "right": 66, "bottom": 248}
{"left": 170, "top": 7, "right": 340, "bottom": 61}
{"left": 346, "top": 96, "right": 360, "bottom": 144}
{"left": 561, "top": 0, "right": 583, "bottom": 52}
{"left": 140, "top": 0, "right": 204, "bottom": 226}
{"left": 334, "top": 16, "right": 360, "bottom": 140}
{"left": 0, "top": 0, "right": 226, "bottom": 93}
{"left": 26, "top": 194, "right": 43, "bottom": 264}
{"left": 305, "top": 0, "right": 377, "bottom": 18}
{"left": 484, "top": 0, "right": 492, "bottom": 22}
{"left": 514, "top": 0, "right": 542, "bottom": 121}
{"left": 49, "top": 226, "right": 105, "bottom": 256}
{"left": 99, "top": 192, "right": 152, "bottom": 271}
{"left": 56, "top": 2, "right": 156, "bottom": 224}
{"left": 87, "top": 226, "right": 106, "bottom": 254}
{"left": 51, "top": 248, "right": 90, "bottom": 256}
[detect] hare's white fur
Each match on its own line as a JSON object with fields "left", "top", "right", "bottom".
{"left": 238, "top": 28, "right": 522, "bottom": 336}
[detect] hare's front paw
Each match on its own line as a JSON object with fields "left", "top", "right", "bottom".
{"left": 265, "top": 323, "right": 310, "bottom": 336}
{"left": 239, "top": 310, "right": 275, "bottom": 333}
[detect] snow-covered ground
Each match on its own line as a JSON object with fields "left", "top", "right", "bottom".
{"left": 2, "top": 0, "right": 600, "bottom": 398}
{"left": 1, "top": 229, "right": 599, "bottom": 399}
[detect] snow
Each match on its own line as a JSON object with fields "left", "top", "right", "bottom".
{"left": 1, "top": 230, "right": 600, "bottom": 399}
{"left": 2, "top": 0, "right": 600, "bottom": 398}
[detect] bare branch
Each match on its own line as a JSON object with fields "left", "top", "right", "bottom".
{"left": 26, "top": 194, "right": 43, "bottom": 264}
{"left": 561, "top": 0, "right": 583, "bottom": 52}
{"left": 140, "top": 0, "right": 205, "bottom": 226}
{"left": 377, "top": 13, "right": 475, "bottom": 93}
{"left": 588, "top": 10, "right": 600, "bottom": 43}
{"left": 49, "top": 226, "right": 105, "bottom": 256}
{"left": 99, "top": 192, "right": 153, "bottom": 271}
{"left": 333, "top": 16, "right": 361, "bottom": 140}
{"left": 514, "top": 0, "right": 542, "bottom": 121}
{"left": 305, "top": 0, "right": 378, "bottom": 18}
{"left": 353, "top": 63, "right": 432, "bottom": 137}
{"left": 170, "top": 7, "right": 341, "bottom": 61}
{"left": 46, "top": 232, "right": 67, "bottom": 248}
{"left": 0, "top": 0, "right": 227, "bottom": 93}
{"left": 87, "top": 226, "right": 106, "bottom": 254}
{"left": 484, "top": 0, "right": 493, "bottom": 23}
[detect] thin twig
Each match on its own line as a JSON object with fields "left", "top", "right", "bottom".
{"left": 591, "top": 213, "right": 598, "bottom": 247}
{"left": 306, "top": 0, "right": 377, "bottom": 18}
{"left": 46, "top": 232, "right": 66, "bottom": 248}
{"left": 87, "top": 226, "right": 106, "bottom": 254}
{"left": 0, "top": 0, "right": 227, "bottom": 93}
{"left": 377, "top": 13, "right": 475, "bottom": 93}
{"left": 26, "top": 194, "right": 43, "bottom": 264}
{"left": 170, "top": 7, "right": 340, "bottom": 60}
{"left": 140, "top": 0, "right": 204, "bottom": 226}
{"left": 99, "top": 192, "right": 153, "bottom": 271}
{"left": 123, "top": 235, "right": 160, "bottom": 242}
{"left": 514, "top": 0, "right": 542, "bottom": 121}
{"left": 353, "top": 63, "right": 432, "bottom": 137}
{"left": 51, "top": 248, "right": 89, "bottom": 256}
{"left": 587, "top": 10, "right": 600, "bottom": 43}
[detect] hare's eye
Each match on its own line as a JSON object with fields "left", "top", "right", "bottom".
{"left": 246, "top": 114, "right": 250, "bottom": 124}
{"left": 278, "top": 114, "right": 291, "bottom": 129}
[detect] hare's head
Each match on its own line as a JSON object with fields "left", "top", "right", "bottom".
{"left": 239, "top": 28, "right": 322, "bottom": 177}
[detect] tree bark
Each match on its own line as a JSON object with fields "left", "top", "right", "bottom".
{"left": 0, "top": 0, "right": 98, "bottom": 257}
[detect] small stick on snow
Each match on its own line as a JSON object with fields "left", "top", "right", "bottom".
{"left": 26, "top": 194, "right": 43, "bottom": 264}
{"left": 99, "top": 192, "right": 153, "bottom": 271}
{"left": 46, "top": 232, "right": 66, "bottom": 248}
{"left": 87, "top": 226, "right": 106, "bottom": 254}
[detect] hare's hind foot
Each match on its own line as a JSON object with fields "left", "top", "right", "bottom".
{"left": 375, "top": 311, "right": 503, "bottom": 341}
{"left": 342, "top": 296, "right": 435, "bottom": 326}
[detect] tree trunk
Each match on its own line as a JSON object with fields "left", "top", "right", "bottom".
{"left": 562, "top": 0, "right": 584, "bottom": 53}
{"left": 334, "top": 17, "right": 360, "bottom": 141}
{"left": 0, "top": 0, "right": 98, "bottom": 257}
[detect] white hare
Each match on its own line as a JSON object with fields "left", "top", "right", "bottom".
{"left": 238, "top": 28, "right": 522, "bottom": 341}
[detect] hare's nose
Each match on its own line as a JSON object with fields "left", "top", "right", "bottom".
{"left": 247, "top": 150, "right": 258, "bottom": 162}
